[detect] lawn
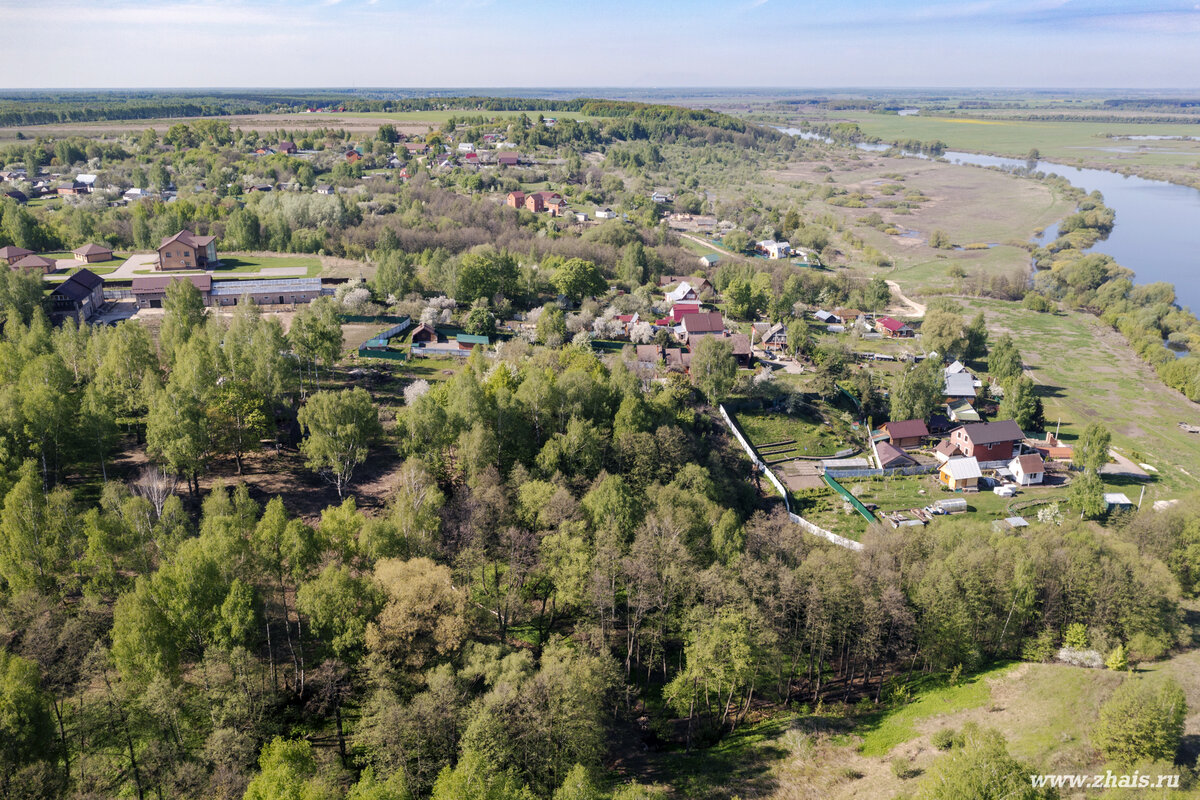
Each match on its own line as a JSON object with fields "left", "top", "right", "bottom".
{"left": 213, "top": 256, "right": 322, "bottom": 276}
{"left": 734, "top": 408, "right": 847, "bottom": 459}
{"left": 855, "top": 663, "right": 1013, "bottom": 757}
{"left": 847, "top": 473, "right": 1070, "bottom": 519}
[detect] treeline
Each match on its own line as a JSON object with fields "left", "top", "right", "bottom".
{"left": 1029, "top": 189, "right": 1200, "bottom": 400}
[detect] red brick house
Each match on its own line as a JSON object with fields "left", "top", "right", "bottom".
{"left": 345, "top": 150, "right": 362, "bottom": 163}
{"left": 506, "top": 191, "right": 526, "bottom": 209}
{"left": 949, "top": 420, "right": 1025, "bottom": 462}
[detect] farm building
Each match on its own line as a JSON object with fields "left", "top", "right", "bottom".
{"left": 939, "top": 456, "right": 982, "bottom": 491}
{"left": 209, "top": 278, "right": 322, "bottom": 306}
{"left": 456, "top": 334, "right": 490, "bottom": 350}
{"left": 133, "top": 274, "right": 213, "bottom": 308}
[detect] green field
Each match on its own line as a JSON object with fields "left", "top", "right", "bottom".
{"left": 281, "top": 109, "right": 602, "bottom": 124}
{"left": 958, "top": 298, "right": 1200, "bottom": 495}
{"left": 847, "top": 473, "right": 1069, "bottom": 520}
{"left": 794, "top": 111, "right": 1200, "bottom": 186}
{"left": 734, "top": 408, "right": 848, "bottom": 459}
{"left": 213, "top": 256, "right": 323, "bottom": 276}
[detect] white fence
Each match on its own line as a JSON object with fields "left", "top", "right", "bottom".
{"left": 719, "top": 404, "right": 863, "bottom": 551}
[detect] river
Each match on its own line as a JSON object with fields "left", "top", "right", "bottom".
{"left": 780, "top": 128, "right": 1200, "bottom": 313}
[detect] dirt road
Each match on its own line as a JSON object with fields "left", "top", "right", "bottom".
{"left": 886, "top": 280, "right": 926, "bottom": 318}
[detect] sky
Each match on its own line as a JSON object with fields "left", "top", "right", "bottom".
{"left": 1, "top": 0, "right": 1199, "bottom": 89}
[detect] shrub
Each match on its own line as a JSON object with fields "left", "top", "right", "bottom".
{"left": 1093, "top": 678, "right": 1186, "bottom": 766}
{"left": 932, "top": 728, "right": 956, "bottom": 751}
{"left": 891, "top": 758, "right": 920, "bottom": 779}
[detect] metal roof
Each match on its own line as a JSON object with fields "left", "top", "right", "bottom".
{"left": 210, "top": 277, "right": 322, "bottom": 296}
{"left": 941, "top": 456, "right": 983, "bottom": 480}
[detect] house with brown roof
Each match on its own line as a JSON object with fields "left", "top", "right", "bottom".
{"left": 679, "top": 311, "right": 725, "bottom": 343}
{"left": 664, "top": 347, "right": 692, "bottom": 372}
{"left": 1009, "top": 453, "right": 1046, "bottom": 486}
{"left": 876, "top": 441, "right": 917, "bottom": 469}
{"left": 11, "top": 254, "right": 56, "bottom": 274}
{"left": 881, "top": 419, "right": 929, "bottom": 449}
{"left": 635, "top": 344, "right": 662, "bottom": 366}
{"left": 506, "top": 191, "right": 525, "bottom": 209}
{"left": 279, "top": 141, "right": 298, "bottom": 155}
{"left": 410, "top": 323, "right": 440, "bottom": 344}
{"left": 50, "top": 268, "right": 104, "bottom": 322}
{"left": 0, "top": 245, "right": 33, "bottom": 266}
{"left": 728, "top": 333, "right": 752, "bottom": 366}
{"left": 755, "top": 322, "right": 788, "bottom": 351}
{"left": 949, "top": 420, "right": 1025, "bottom": 463}
{"left": 345, "top": 150, "right": 362, "bottom": 163}
{"left": 497, "top": 153, "right": 520, "bottom": 167}
{"left": 73, "top": 243, "right": 113, "bottom": 263}
{"left": 158, "top": 229, "right": 217, "bottom": 271}
{"left": 834, "top": 308, "right": 864, "bottom": 324}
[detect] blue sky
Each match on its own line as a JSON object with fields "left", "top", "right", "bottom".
{"left": 1, "top": 0, "right": 1198, "bottom": 88}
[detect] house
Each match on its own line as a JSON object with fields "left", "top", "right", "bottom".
{"left": 666, "top": 282, "right": 699, "bottom": 303}
{"left": 939, "top": 456, "right": 982, "bottom": 491}
{"left": 1009, "top": 453, "right": 1045, "bottom": 486}
{"left": 945, "top": 359, "right": 969, "bottom": 375}
{"left": 659, "top": 275, "right": 715, "bottom": 295}
{"left": 4, "top": 190, "right": 27, "bottom": 204}
{"left": 410, "top": 323, "right": 440, "bottom": 344}
{"left": 345, "top": 150, "right": 362, "bottom": 163}
{"left": 124, "top": 187, "right": 153, "bottom": 202}
{"left": 946, "top": 400, "right": 981, "bottom": 423}
{"left": 595, "top": 207, "right": 617, "bottom": 219}
{"left": 949, "top": 420, "right": 1025, "bottom": 462}
{"left": 574, "top": 212, "right": 588, "bottom": 223}
{"left": 834, "top": 308, "right": 863, "bottom": 324}
{"left": 1030, "top": 432, "right": 1074, "bottom": 462}
{"left": 881, "top": 419, "right": 929, "bottom": 449}
{"left": 679, "top": 311, "right": 724, "bottom": 343}
{"left": 757, "top": 322, "right": 787, "bottom": 351}
{"left": 650, "top": 192, "right": 670, "bottom": 204}
{"left": 457, "top": 142, "right": 476, "bottom": 153}
{"left": 506, "top": 191, "right": 525, "bottom": 209}
{"left": 635, "top": 344, "right": 662, "bottom": 366}
{"left": 132, "top": 274, "right": 213, "bottom": 308}
{"left": 73, "top": 243, "right": 113, "bottom": 263}
{"left": 278, "top": 141, "right": 298, "bottom": 155}
{"left": 670, "top": 302, "right": 702, "bottom": 323}
{"left": 933, "top": 440, "right": 962, "bottom": 463}
{"left": 728, "top": 333, "right": 752, "bottom": 366}
{"left": 699, "top": 254, "right": 720, "bottom": 268}
{"left": 943, "top": 371, "right": 977, "bottom": 404}
{"left": 403, "top": 142, "right": 428, "bottom": 154}
{"left": 315, "top": 184, "right": 334, "bottom": 195}
{"left": 49, "top": 268, "right": 104, "bottom": 322}
{"left": 0, "top": 245, "right": 33, "bottom": 266}
{"left": 756, "top": 239, "right": 791, "bottom": 259}
{"left": 876, "top": 317, "right": 914, "bottom": 337}
{"left": 523, "top": 191, "right": 563, "bottom": 214}
{"left": 814, "top": 309, "right": 840, "bottom": 324}
{"left": 11, "top": 254, "right": 56, "bottom": 274}
{"left": 254, "top": 146, "right": 275, "bottom": 156}
{"left": 664, "top": 347, "right": 692, "bottom": 371}
{"left": 456, "top": 334, "right": 489, "bottom": 350}
{"left": 497, "top": 153, "right": 520, "bottom": 167}
{"left": 876, "top": 441, "right": 917, "bottom": 469}
{"left": 57, "top": 180, "right": 88, "bottom": 196}
{"left": 158, "top": 229, "right": 217, "bottom": 271}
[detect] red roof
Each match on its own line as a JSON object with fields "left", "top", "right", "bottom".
{"left": 670, "top": 302, "right": 702, "bottom": 322}
{"left": 616, "top": 314, "right": 634, "bottom": 323}
{"left": 877, "top": 317, "right": 907, "bottom": 332}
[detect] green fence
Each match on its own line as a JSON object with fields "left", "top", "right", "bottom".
{"left": 822, "top": 473, "right": 877, "bottom": 525}
{"left": 358, "top": 350, "right": 408, "bottom": 362}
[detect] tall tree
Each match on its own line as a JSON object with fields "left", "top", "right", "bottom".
{"left": 297, "top": 388, "right": 382, "bottom": 498}
{"left": 690, "top": 335, "right": 737, "bottom": 405}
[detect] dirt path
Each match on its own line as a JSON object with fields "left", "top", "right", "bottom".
{"left": 679, "top": 232, "right": 738, "bottom": 257}
{"left": 885, "top": 280, "right": 926, "bottom": 318}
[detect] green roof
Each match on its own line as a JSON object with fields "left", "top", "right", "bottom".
{"left": 455, "top": 334, "right": 490, "bottom": 345}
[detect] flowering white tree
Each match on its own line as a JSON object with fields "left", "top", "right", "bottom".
{"left": 404, "top": 379, "right": 431, "bottom": 406}
{"left": 629, "top": 321, "right": 655, "bottom": 343}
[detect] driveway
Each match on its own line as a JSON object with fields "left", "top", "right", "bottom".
{"left": 886, "top": 280, "right": 926, "bottom": 318}
{"left": 106, "top": 252, "right": 160, "bottom": 279}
